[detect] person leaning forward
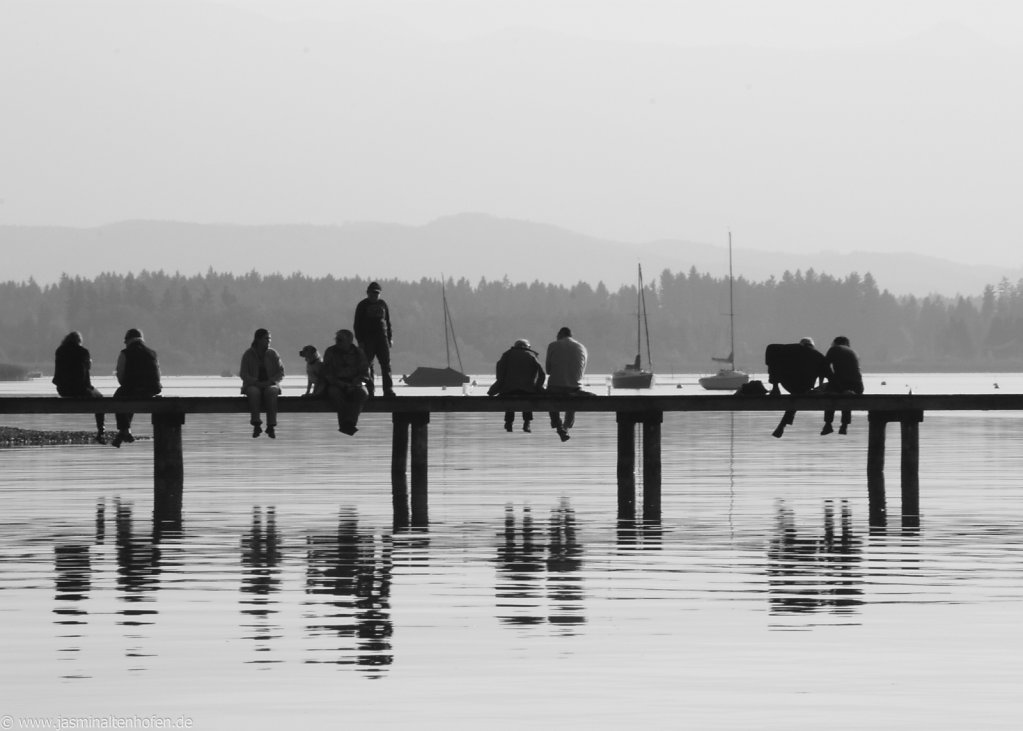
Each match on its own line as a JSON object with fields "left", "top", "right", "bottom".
{"left": 53, "top": 330, "right": 107, "bottom": 444}
{"left": 545, "top": 326, "right": 588, "bottom": 442}
{"left": 353, "top": 281, "right": 395, "bottom": 398}
{"left": 240, "top": 327, "right": 284, "bottom": 439}
{"left": 765, "top": 337, "right": 829, "bottom": 438}
{"left": 487, "top": 338, "right": 546, "bottom": 433}
{"left": 822, "top": 335, "right": 864, "bottom": 435}
{"left": 323, "top": 329, "right": 371, "bottom": 436}
{"left": 111, "top": 328, "right": 162, "bottom": 448}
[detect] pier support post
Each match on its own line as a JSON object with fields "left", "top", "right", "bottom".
{"left": 900, "top": 412, "right": 923, "bottom": 528}
{"left": 641, "top": 413, "right": 663, "bottom": 522}
{"left": 867, "top": 413, "right": 887, "bottom": 527}
{"left": 152, "top": 412, "right": 185, "bottom": 528}
{"left": 391, "top": 414, "right": 410, "bottom": 528}
{"left": 616, "top": 414, "right": 637, "bottom": 519}
{"left": 410, "top": 413, "right": 430, "bottom": 527}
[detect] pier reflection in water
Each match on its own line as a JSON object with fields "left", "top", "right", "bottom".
{"left": 2, "top": 399, "right": 1022, "bottom": 726}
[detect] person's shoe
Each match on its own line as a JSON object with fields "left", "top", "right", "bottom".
{"left": 557, "top": 427, "right": 570, "bottom": 442}
{"left": 252, "top": 425, "right": 262, "bottom": 438}
{"left": 94, "top": 431, "right": 107, "bottom": 445}
{"left": 838, "top": 424, "right": 848, "bottom": 435}
{"left": 111, "top": 432, "right": 125, "bottom": 448}
{"left": 820, "top": 424, "right": 834, "bottom": 435}
{"left": 339, "top": 423, "right": 358, "bottom": 436}
{"left": 122, "top": 432, "right": 135, "bottom": 443}
{"left": 523, "top": 423, "right": 531, "bottom": 433}
{"left": 771, "top": 426, "right": 785, "bottom": 439}
{"left": 266, "top": 425, "right": 276, "bottom": 439}
{"left": 504, "top": 423, "right": 513, "bottom": 432}
{"left": 383, "top": 390, "right": 397, "bottom": 399}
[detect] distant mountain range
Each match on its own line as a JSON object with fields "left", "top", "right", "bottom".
{"left": 3, "top": 214, "right": 1018, "bottom": 297}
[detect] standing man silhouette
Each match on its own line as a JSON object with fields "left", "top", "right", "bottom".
{"left": 353, "top": 281, "right": 395, "bottom": 398}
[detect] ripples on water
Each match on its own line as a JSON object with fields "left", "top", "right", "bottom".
{"left": 2, "top": 375, "right": 1023, "bottom": 728}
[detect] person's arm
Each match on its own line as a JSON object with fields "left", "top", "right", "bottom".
{"left": 353, "top": 300, "right": 366, "bottom": 343}
{"left": 116, "top": 350, "right": 126, "bottom": 386}
{"left": 269, "top": 350, "right": 284, "bottom": 386}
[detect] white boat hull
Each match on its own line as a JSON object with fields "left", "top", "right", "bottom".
{"left": 699, "top": 369, "right": 749, "bottom": 391}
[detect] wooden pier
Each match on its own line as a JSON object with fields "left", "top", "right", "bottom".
{"left": 3, "top": 393, "right": 1021, "bottom": 528}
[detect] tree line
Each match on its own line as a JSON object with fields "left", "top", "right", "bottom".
{"left": 2, "top": 268, "right": 1023, "bottom": 377}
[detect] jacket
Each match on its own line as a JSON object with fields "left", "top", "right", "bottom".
{"left": 53, "top": 341, "right": 94, "bottom": 395}
{"left": 488, "top": 345, "right": 545, "bottom": 395}
{"left": 239, "top": 346, "right": 285, "bottom": 392}
{"left": 116, "top": 339, "right": 162, "bottom": 395}
{"left": 545, "top": 337, "right": 587, "bottom": 389}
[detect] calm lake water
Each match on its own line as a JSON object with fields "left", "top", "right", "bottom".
{"left": 2, "top": 373, "right": 1022, "bottom": 729}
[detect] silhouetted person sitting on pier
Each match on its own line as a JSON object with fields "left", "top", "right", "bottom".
{"left": 487, "top": 339, "right": 546, "bottom": 432}
{"left": 299, "top": 344, "right": 326, "bottom": 398}
{"left": 546, "top": 326, "right": 588, "bottom": 442}
{"left": 822, "top": 336, "right": 864, "bottom": 435}
{"left": 240, "top": 328, "right": 284, "bottom": 439}
{"left": 53, "top": 331, "right": 107, "bottom": 444}
{"left": 112, "top": 328, "right": 162, "bottom": 448}
{"left": 353, "top": 281, "right": 395, "bottom": 398}
{"left": 766, "top": 337, "right": 828, "bottom": 438}
{"left": 323, "top": 329, "right": 370, "bottom": 436}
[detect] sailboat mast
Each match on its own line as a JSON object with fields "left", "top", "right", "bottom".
{"left": 640, "top": 263, "right": 652, "bottom": 371}
{"left": 728, "top": 231, "right": 735, "bottom": 368}
{"left": 441, "top": 277, "right": 452, "bottom": 368}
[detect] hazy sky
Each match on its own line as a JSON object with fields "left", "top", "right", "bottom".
{"left": 3, "top": 0, "right": 1022, "bottom": 268}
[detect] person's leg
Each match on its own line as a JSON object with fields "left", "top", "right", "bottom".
{"left": 244, "top": 386, "right": 263, "bottom": 436}
{"left": 563, "top": 410, "right": 576, "bottom": 430}
{"left": 821, "top": 409, "right": 835, "bottom": 435}
{"left": 376, "top": 341, "right": 394, "bottom": 396}
{"left": 264, "top": 385, "right": 280, "bottom": 437}
{"left": 504, "top": 411, "right": 514, "bottom": 432}
{"left": 522, "top": 411, "right": 533, "bottom": 432}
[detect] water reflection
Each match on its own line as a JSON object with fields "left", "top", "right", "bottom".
{"left": 240, "top": 506, "right": 282, "bottom": 664}
{"left": 767, "top": 500, "right": 863, "bottom": 626}
{"left": 304, "top": 509, "right": 394, "bottom": 676}
{"left": 495, "top": 499, "right": 586, "bottom": 634}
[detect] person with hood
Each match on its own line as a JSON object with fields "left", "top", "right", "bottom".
{"left": 240, "top": 328, "right": 285, "bottom": 438}
{"left": 112, "top": 328, "right": 162, "bottom": 447}
{"left": 322, "top": 329, "right": 371, "bottom": 436}
{"left": 353, "top": 281, "right": 395, "bottom": 398}
{"left": 52, "top": 330, "right": 107, "bottom": 444}
{"left": 487, "top": 338, "right": 546, "bottom": 432}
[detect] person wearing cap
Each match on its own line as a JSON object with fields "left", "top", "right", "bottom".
{"left": 111, "top": 327, "right": 162, "bottom": 447}
{"left": 545, "top": 326, "right": 588, "bottom": 442}
{"left": 52, "top": 330, "right": 107, "bottom": 444}
{"left": 487, "top": 338, "right": 546, "bottom": 432}
{"left": 322, "top": 329, "right": 371, "bottom": 435}
{"left": 353, "top": 281, "right": 394, "bottom": 398}
{"left": 240, "top": 328, "right": 285, "bottom": 438}
{"left": 299, "top": 345, "right": 326, "bottom": 398}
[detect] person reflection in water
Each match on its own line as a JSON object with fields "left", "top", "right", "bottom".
{"left": 304, "top": 511, "right": 394, "bottom": 675}
{"left": 240, "top": 506, "right": 282, "bottom": 661}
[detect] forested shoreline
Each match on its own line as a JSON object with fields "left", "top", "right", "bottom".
{"left": 2, "top": 268, "right": 1023, "bottom": 377}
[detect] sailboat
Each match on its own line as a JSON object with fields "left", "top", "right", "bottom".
{"left": 402, "top": 279, "right": 471, "bottom": 387}
{"left": 699, "top": 232, "right": 750, "bottom": 391}
{"left": 612, "top": 263, "right": 655, "bottom": 389}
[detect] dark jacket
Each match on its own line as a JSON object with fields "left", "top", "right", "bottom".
{"left": 353, "top": 296, "right": 392, "bottom": 345}
{"left": 825, "top": 344, "right": 863, "bottom": 393}
{"left": 765, "top": 343, "right": 828, "bottom": 395}
{"left": 322, "top": 343, "right": 371, "bottom": 387}
{"left": 117, "top": 339, "right": 162, "bottom": 395}
{"left": 52, "top": 341, "right": 94, "bottom": 396}
{"left": 488, "top": 345, "right": 546, "bottom": 396}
